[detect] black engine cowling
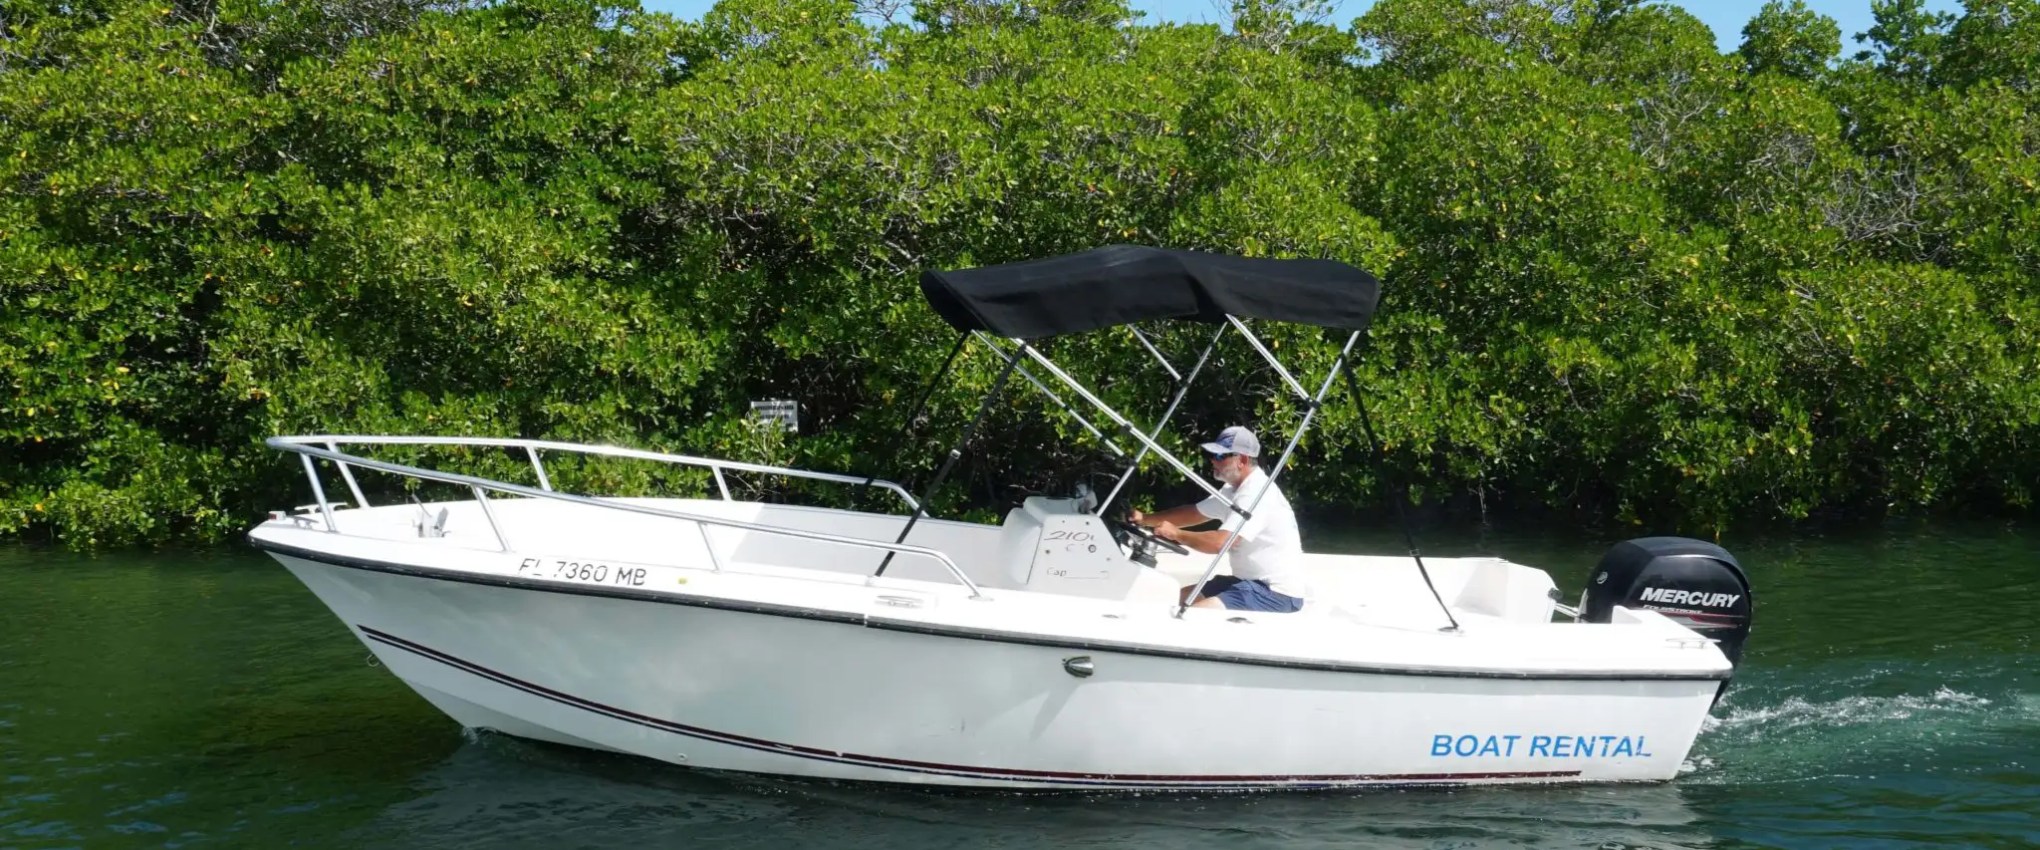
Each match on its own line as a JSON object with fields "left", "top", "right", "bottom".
{"left": 1583, "top": 537, "right": 1754, "bottom": 667}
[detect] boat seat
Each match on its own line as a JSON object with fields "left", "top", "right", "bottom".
{"left": 1447, "top": 557, "right": 1560, "bottom": 623}
{"left": 1125, "top": 566, "right": 1183, "bottom": 608}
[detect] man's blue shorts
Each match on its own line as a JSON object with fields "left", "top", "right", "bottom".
{"left": 1199, "top": 575, "right": 1305, "bottom": 613}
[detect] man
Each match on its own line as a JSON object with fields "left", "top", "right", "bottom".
{"left": 1129, "top": 426, "right": 1310, "bottom": 612}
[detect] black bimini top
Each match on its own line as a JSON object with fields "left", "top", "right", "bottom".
{"left": 918, "top": 245, "right": 1381, "bottom": 339}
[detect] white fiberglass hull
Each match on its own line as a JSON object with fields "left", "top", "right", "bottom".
{"left": 263, "top": 533, "right": 1725, "bottom": 790}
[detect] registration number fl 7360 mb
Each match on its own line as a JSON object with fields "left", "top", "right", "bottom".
{"left": 516, "top": 557, "right": 647, "bottom": 587}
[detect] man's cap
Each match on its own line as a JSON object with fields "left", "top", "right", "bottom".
{"left": 1200, "top": 426, "right": 1260, "bottom": 458}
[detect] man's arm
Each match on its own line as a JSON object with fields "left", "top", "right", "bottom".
{"left": 1131, "top": 504, "right": 1208, "bottom": 529}
{"left": 1155, "top": 525, "right": 1235, "bottom": 555}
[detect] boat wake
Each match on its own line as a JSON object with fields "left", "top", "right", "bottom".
{"left": 1706, "top": 685, "right": 1994, "bottom": 735}
{"left": 1682, "top": 658, "right": 2036, "bottom": 785}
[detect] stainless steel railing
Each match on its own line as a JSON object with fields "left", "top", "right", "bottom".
{"left": 267, "top": 436, "right": 981, "bottom": 597}
{"left": 273, "top": 435, "right": 920, "bottom": 511}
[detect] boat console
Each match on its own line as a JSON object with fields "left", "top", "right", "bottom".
{"left": 992, "top": 495, "right": 1150, "bottom": 600}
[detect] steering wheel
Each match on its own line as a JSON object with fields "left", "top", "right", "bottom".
{"left": 1104, "top": 514, "right": 1191, "bottom": 566}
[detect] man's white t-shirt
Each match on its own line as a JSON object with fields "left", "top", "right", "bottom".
{"left": 1195, "top": 467, "right": 1310, "bottom": 600}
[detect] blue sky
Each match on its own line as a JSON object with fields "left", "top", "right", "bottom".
{"left": 633, "top": 0, "right": 1966, "bottom": 55}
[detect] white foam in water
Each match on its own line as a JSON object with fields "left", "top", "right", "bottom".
{"left": 1704, "top": 686, "right": 1994, "bottom": 737}
{"left": 1930, "top": 686, "right": 1991, "bottom": 707}
{"left": 1680, "top": 684, "right": 2023, "bottom": 785}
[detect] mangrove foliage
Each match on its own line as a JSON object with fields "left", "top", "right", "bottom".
{"left": 3, "top": 0, "right": 2037, "bottom": 545}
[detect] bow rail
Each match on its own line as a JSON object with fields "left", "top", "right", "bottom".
{"left": 266, "top": 436, "right": 981, "bottom": 598}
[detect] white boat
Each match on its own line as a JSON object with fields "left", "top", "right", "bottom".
{"left": 252, "top": 246, "right": 1754, "bottom": 790}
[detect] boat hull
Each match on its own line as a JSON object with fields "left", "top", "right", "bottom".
{"left": 274, "top": 552, "right": 1717, "bottom": 790}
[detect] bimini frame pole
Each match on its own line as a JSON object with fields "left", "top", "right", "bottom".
{"left": 856, "top": 331, "right": 970, "bottom": 502}
{"left": 1178, "top": 330, "right": 1359, "bottom": 617}
{"left": 973, "top": 333, "right": 1126, "bottom": 458}
{"left": 874, "top": 345, "right": 1023, "bottom": 578}
{"left": 1126, "top": 326, "right": 1182, "bottom": 382}
{"left": 1012, "top": 340, "right": 1230, "bottom": 507}
{"left": 1340, "top": 356, "right": 1461, "bottom": 633}
{"left": 1100, "top": 324, "right": 1227, "bottom": 513}
{"left": 1226, "top": 316, "right": 1313, "bottom": 402}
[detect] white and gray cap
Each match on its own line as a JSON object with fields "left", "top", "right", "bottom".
{"left": 1199, "top": 425, "right": 1261, "bottom": 458}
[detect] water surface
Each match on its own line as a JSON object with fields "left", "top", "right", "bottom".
{"left": 2, "top": 523, "right": 2035, "bottom": 848}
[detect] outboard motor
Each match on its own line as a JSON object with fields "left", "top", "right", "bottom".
{"left": 1583, "top": 537, "right": 1754, "bottom": 668}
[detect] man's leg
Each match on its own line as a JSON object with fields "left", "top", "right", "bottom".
{"left": 1202, "top": 579, "right": 1305, "bottom": 613}
{"left": 1181, "top": 575, "right": 1241, "bottom": 606}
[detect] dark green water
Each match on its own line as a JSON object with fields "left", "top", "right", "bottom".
{"left": 3, "top": 524, "right": 2036, "bottom": 849}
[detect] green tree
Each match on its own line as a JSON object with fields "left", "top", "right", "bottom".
{"left": 1738, "top": 0, "right": 1842, "bottom": 80}
{"left": 1852, "top": 0, "right": 1957, "bottom": 83}
{"left": 3, "top": 0, "right": 2036, "bottom": 546}
{"left": 1940, "top": 0, "right": 2040, "bottom": 90}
